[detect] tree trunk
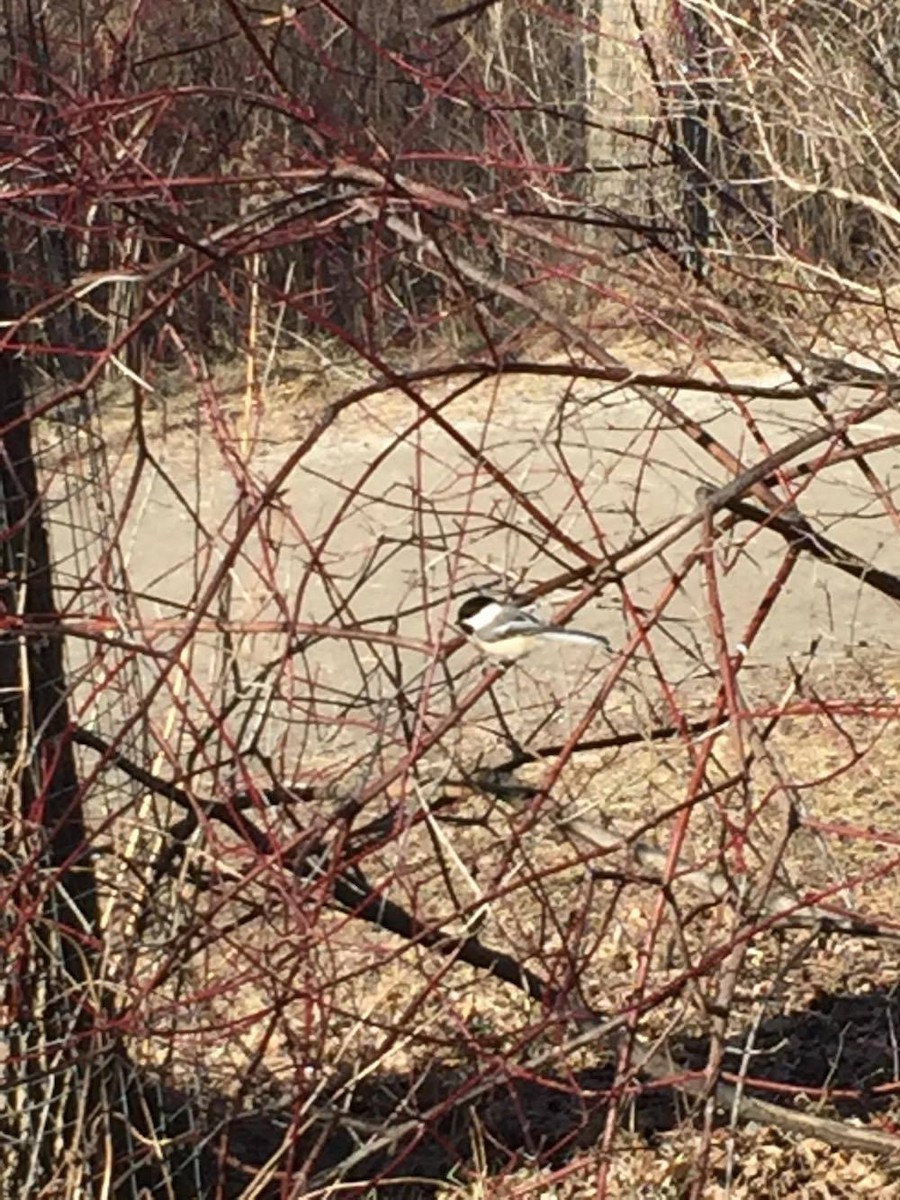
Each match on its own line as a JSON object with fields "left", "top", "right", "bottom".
{"left": 580, "top": 0, "right": 674, "bottom": 217}
{"left": 0, "top": 233, "right": 170, "bottom": 1200}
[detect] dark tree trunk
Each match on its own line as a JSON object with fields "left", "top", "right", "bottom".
{"left": 0, "top": 234, "right": 173, "bottom": 1199}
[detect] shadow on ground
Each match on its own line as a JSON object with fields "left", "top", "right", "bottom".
{"left": 139, "top": 986, "right": 900, "bottom": 1197}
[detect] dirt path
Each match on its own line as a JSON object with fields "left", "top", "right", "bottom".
{"left": 46, "top": 362, "right": 900, "bottom": 764}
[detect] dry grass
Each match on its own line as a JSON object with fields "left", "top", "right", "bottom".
{"left": 97, "top": 647, "right": 900, "bottom": 1195}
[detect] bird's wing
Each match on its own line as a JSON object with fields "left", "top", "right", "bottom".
{"left": 487, "top": 606, "right": 548, "bottom": 636}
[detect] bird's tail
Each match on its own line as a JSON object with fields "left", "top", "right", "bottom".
{"left": 543, "top": 627, "right": 612, "bottom": 651}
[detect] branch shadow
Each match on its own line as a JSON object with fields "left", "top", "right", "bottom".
{"left": 146, "top": 986, "right": 900, "bottom": 1197}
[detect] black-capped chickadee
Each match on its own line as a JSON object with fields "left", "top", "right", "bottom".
{"left": 457, "top": 593, "right": 612, "bottom": 662}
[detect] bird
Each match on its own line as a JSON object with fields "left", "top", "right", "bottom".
{"left": 456, "top": 593, "right": 612, "bottom": 662}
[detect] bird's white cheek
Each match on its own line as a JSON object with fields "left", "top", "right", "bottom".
{"left": 466, "top": 604, "right": 501, "bottom": 632}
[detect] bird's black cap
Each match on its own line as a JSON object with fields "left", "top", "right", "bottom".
{"left": 457, "top": 594, "right": 493, "bottom": 631}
